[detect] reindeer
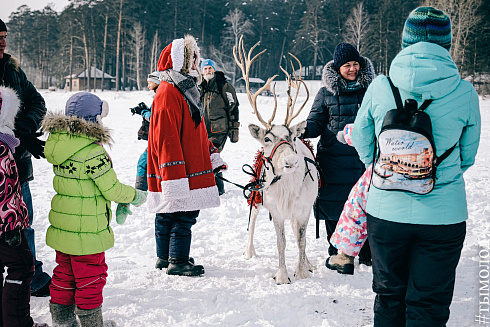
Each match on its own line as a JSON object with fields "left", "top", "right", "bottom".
{"left": 234, "top": 37, "right": 319, "bottom": 285}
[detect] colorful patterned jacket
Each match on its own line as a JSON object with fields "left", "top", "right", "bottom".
{"left": 0, "top": 134, "right": 29, "bottom": 238}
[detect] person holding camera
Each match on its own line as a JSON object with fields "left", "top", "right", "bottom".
{"left": 130, "top": 71, "right": 161, "bottom": 191}
{"left": 199, "top": 59, "right": 239, "bottom": 195}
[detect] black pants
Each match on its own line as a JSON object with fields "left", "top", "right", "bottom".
{"left": 367, "top": 214, "right": 465, "bottom": 327}
{"left": 155, "top": 211, "right": 199, "bottom": 261}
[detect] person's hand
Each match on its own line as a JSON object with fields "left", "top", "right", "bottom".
{"left": 130, "top": 102, "right": 149, "bottom": 116}
{"left": 228, "top": 121, "right": 240, "bottom": 143}
{"left": 131, "top": 190, "right": 147, "bottom": 207}
{"left": 336, "top": 131, "right": 346, "bottom": 144}
{"left": 213, "top": 164, "right": 227, "bottom": 174}
{"left": 17, "top": 131, "right": 45, "bottom": 159}
{"left": 116, "top": 203, "right": 132, "bottom": 224}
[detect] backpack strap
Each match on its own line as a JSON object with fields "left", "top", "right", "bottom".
{"left": 418, "top": 99, "right": 433, "bottom": 112}
{"left": 435, "top": 143, "right": 457, "bottom": 166}
{"left": 387, "top": 77, "right": 403, "bottom": 110}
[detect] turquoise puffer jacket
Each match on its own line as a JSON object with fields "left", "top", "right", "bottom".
{"left": 42, "top": 113, "right": 136, "bottom": 255}
{"left": 352, "top": 42, "right": 480, "bottom": 225}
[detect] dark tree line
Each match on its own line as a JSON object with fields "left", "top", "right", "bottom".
{"left": 5, "top": 0, "right": 490, "bottom": 93}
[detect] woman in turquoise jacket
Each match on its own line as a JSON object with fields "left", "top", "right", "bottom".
{"left": 352, "top": 7, "right": 480, "bottom": 327}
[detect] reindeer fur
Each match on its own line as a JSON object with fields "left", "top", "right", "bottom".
{"left": 246, "top": 121, "right": 319, "bottom": 284}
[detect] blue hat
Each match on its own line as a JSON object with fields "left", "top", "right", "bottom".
{"left": 200, "top": 59, "right": 216, "bottom": 72}
{"left": 333, "top": 42, "right": 360, "bottom": 71}
{"left": 147, "top": 71, "right": 162, "bottom": 85}
{"left": 402, "top": 7, "right": 451, "bottom": 51}
{"left": 65, "top": 92, "right": 109, "bottom": 123}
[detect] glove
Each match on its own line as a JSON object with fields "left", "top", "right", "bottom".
{"left": 131, "top": 189, "right": 147, "bottom": 207}
{"left": 130, "top": 102, "right": 149, "bottom": 116}
{"left": 336, "top": 131, "right": 346, "bottom": 144}
{"left": 228, "top": 121, "right": 239, "bottom": 143}
{"left": 213, "top": 164, "right": 227, "bottom": 174}
{"left": 17, "top": 131, "right": 45, "bottom": 159}
{"left": 116, "top": 203, "right": 132, "bottom": 225}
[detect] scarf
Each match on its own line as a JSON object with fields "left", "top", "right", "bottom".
{"left": 160, "top": 69, "right": 204, "bottom": 127}
{"left": 344, "top": 80, "right": 363, "bottom": 92}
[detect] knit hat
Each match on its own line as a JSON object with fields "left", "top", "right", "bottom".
{"left": 65, "top": 92, "right": 109, "bottom": 124}
{"left": 0, "top": 19, "right": 7, "bottom": 32}
{"left": 333, "top": 42, "right": 360, "bottom": 71}
{"left": 147, "top": 71, "right": 162, "bottom": 85}
{"left": 157, "top": 35, "right": 200, "bottom": 74}
{"left": 402, "top": 7, "right": 451, "bottom": 51}
{"left": 200, "top": 59, "right": 216, "bottom": 72}
{"left": 0, "top": 86, "right": 20, "bottom": 136}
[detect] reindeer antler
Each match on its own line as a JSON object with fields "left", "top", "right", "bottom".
{"left": 281, "top": 53, "right": 310, "bottom": 127}
{"left": 233, "top": 35, "right": 278, "bottom": 130}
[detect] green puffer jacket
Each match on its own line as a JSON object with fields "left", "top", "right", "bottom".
{"left": 42, "top": 112, "right": 136, "bottom": 255}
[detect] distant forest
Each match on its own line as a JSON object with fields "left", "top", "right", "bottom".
{"left": 5, "top": 0, "right": 490, "bottom": 93}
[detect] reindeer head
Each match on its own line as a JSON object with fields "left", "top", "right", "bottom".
{"left": 249, "top": 122, "right": 307, "bottom": 174}
{"left": 234, "top": 36, "right": 310, "bottom": 174}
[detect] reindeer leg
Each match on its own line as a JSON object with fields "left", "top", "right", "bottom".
{"left": 291, "top": 219, "right": 311, "bottom": 280}
{"left": 273, "top": 216, "right": 290, "bottom": 284}
{"left": 244, "top": 206, "right": 259, "bottom": 259}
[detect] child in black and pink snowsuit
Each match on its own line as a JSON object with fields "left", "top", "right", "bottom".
{"left": 0, "top": 86, "right": 48, "bottom": 327}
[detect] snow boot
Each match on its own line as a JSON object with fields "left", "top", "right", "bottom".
{"left": 167, "top": 258, "right": 204, "bottom": 276}
{"left": 50, "top": 303, "right": 79, "bottom": 327}
{"left": 156, "top": 257, "right": 194, "bottom": 270}
{"left": 325, "top": 252, "right": 355, "bottom": 275}
{"left": 75, "top": 305, "right": 116, "bottom": 327}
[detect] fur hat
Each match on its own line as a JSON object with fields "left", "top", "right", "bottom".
{"left": 402, "top": 7, "right": 451, "bottom": 51}
{"left": 65, "top": 92, "right": 109, "bottom": 124}
{"left": 147, "top": 71, "right": 162, "bottom": 85}
{"left": 0, "top": 19, "right": 7, "bottom": 33}
{"left": 157, "top": 35, "right": 200, "bottom": 74}
{"left": 333, "top": 42, "right": 361, "bottom": 71}
{"left": 0, "top": 86, "right": 20, "bottom": 136}
{"left": 200, "top": 59, "right": 216, "bottom": 72}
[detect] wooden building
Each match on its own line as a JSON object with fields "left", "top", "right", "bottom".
{"left": 64, "top": 67, "right": 115, "bottom": 91}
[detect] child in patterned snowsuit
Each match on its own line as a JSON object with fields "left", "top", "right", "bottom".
{"left": 0, "top": 86, "right": 48, "bottom": 327}
{"left": 326, "top": 123, "right": 372, "bottom": 275}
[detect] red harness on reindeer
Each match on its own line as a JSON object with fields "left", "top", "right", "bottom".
{"left": 246, "top": 139, "right": 320, "bottom": 208}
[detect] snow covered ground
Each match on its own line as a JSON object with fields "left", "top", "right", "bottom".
{"left": 27, "top": 89, "right": 489, "bottom": 327}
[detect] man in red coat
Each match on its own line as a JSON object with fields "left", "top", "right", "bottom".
{"left": 147, "top": 35, "right": 226, "bottom": 276}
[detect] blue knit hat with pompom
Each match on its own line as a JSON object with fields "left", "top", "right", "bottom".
{"left": 402, "top": 7, "right": 451, "bottom": 51}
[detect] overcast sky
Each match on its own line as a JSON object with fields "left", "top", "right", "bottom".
{"left": 1, "top": 1, "right": 70, "bottom": 23}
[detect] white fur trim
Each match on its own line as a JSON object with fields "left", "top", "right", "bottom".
{"left": 147, "top": 186, "right": 220, "bottom": 213}
{"left": 210, "top": 153, "right": 227, "bottom": 171}
{"left": 161, "top": 178, "right": 190, "bottom": 200}
{"left": 96, "top": 100, "right": 110, "bottom": 124}
{"left": 0, "top": 86, "right": 20, "bottom": 136}
{"left": 171, "top": 38, "right": 185, "bottom": 72}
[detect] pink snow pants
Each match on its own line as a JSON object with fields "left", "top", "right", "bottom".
{"left": 50, "top": 251, "right": 108, "bottom": 310}
{"left": 330, "top": 164, "right": 372, "bottom": 257}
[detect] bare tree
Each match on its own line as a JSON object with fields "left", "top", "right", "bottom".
{"left": 222, "top": 8, "right": 254, "bottom": 84}
{"left": 115, "top": 0, "right": 124, "bottom": 91}
{"left": 129, "top": 22, "right": 145, "bottom": 90}
{"left": 423, "top": 0, "right": 483, "bottom": 74}
{"left": 343, "top": 1, "right": 370, "bottom": 54}
{"left": 150, "top": 30, "right": 160, "bottom": 72}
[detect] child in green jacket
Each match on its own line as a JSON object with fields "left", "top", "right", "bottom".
{"left": 42, "top": 92, "right": 146, "bottom": 327}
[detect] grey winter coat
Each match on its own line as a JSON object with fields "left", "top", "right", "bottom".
{"left": 0, "top": 53, "right": 47, "bottom": 184}
{"left": 303, "top": 56, "right": 375, "bottom": 220}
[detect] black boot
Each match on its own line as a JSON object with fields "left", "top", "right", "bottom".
{"left": 167, "top": 258, "right": 204, "bottom": 276}
{"left": 156, "top": 257, "right": 194, "bottom": 270}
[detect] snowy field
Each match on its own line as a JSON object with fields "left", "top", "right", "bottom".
{"left": 27, "top": 89, "right": 490, "bottom": 327}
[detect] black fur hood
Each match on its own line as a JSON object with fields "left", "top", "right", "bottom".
{"left": 321, "top": 56, "right": 376, "bottom": 95}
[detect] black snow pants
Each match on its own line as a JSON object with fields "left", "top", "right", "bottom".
{"left": 367, "top": 214, "right": 466, "bottom": 327}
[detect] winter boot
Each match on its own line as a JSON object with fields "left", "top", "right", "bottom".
{"left": 75, "top": 305, "right": 116, "bottom": 327}
{"left": 50, "top": 303, "right": 79, "bottom": 327}
{"left": 156, "top": 257, "right": 194, "bottom": 270}
{"left": 167, "top": 258, "right": 204, "bottom": 276}
{"left": 325, "top": 252, "right": 355, "bottom": 275}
